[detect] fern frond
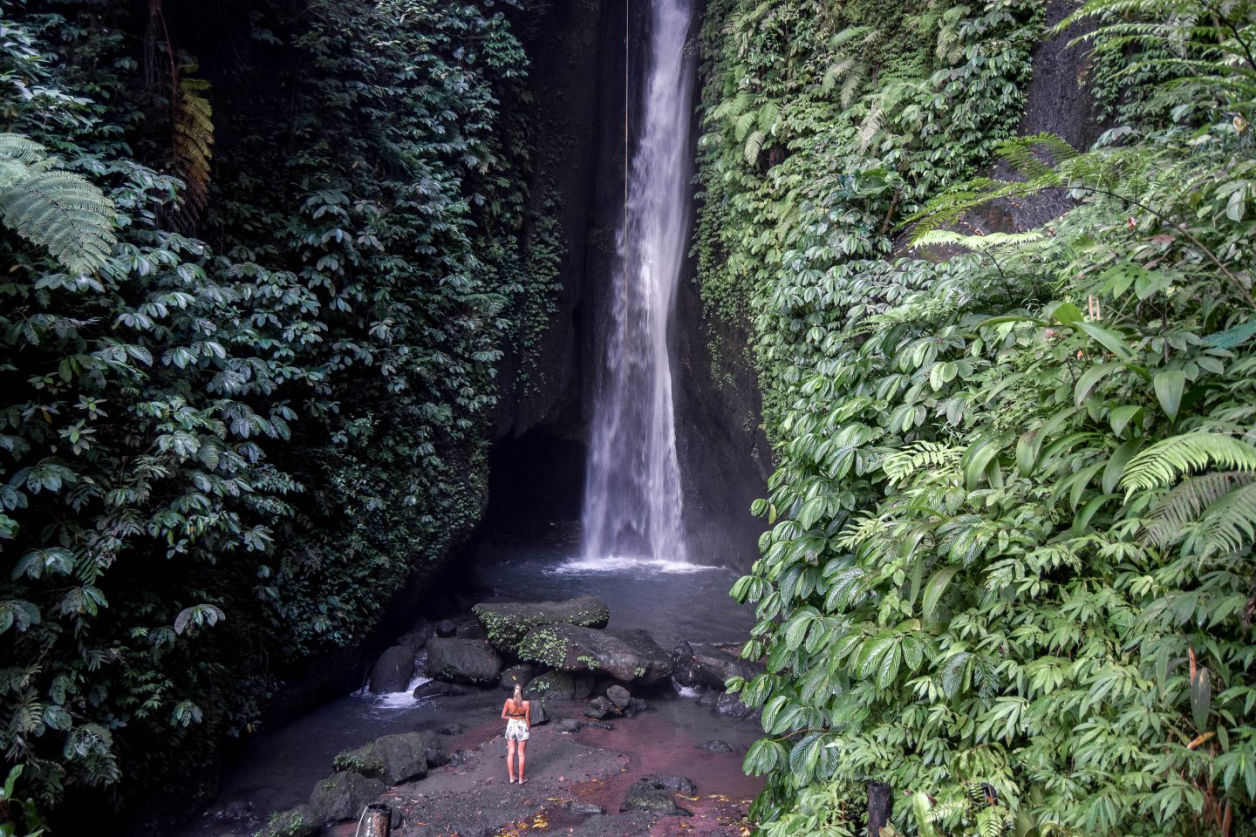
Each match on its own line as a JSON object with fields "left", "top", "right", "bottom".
{"left": 744, "top": 130, "right": 765, "bottom": 166}
{"left": 0, "top": 133, "right": 48, "bottom": 170}
{"left": 883, "top": 441, "right": 962, "bottom": 484}
{"left": 734, "top": 109, "right": 757, "bottom": 142}
{"left": 857, "top": 104, "right": 884, "bottom": 153}
{"left": 1193, "top": 480, "right": 1256, "bottom": 556}
{"left": 1121, "top": 433, "right": 1256, "bottom": 493}
{"left": 171, "top": 72, "right": 214, "bottom": 229}
{"left": 1145, "top": 471, "right": 1255, "bottom": 546}
{"left": 913, "top": 230, "right": 1044, "bottom": 253}
{"left": 0, "top": 169, "right": 117, "bottom": 275}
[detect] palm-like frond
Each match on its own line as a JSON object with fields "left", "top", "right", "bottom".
{"left": 1144, "top": 471, "right": 1255, "bottom": 546}
{"left": 173, "top": 73, "right": 214, "bottom": 223}
{"left": 0, "top": 169, "right": 117, "bottom": 275}
{"left": 1122, "top": 432, "right": 1256, "bottom": 492}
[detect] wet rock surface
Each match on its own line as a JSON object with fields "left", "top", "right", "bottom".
{"left": 620, "top": 774, "right": 696, "bottom": 817}
{"left": 424, "top": 637, "right": 503, "bottom": 685}
{"left": 368, "top": 645, "right": 417, "bottom": 694}
{"left": 672, "top": 641, "right": 762, "bottom": 690}
{"left": 333, "top": 731, "right": 435, "bottom": 784}
{"left": 473, "top": 596, "right": 611, "bottom": 654}
{"left": 517, "top": 623, "right": 673, "bottom": 684}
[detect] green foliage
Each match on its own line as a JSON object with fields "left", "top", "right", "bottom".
{"left": 0, "top": 0, "right": 559, "bottom": 821}
{"left": 0, "top": 133, "right": 116, "bottom": 275}
{"left": 700, "top": 0, "right": 1256, "bottom": 834}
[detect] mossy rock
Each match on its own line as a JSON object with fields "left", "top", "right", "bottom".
{"left": 308, "top": 771, "right": 386, "bottom": 823}
{"left": 333, "top": 730, "right": 434, "bottom": 784}
{"left": 424, "top": 637, "right": 503, "bottom": 685}
{"left": 517, "top": 624, "right": 672, "bottom": 685}
{"left": 253, "top": 804, "right": 320, "bottom": 837}
{"left": 526, "top": 670, "right": 597, "bottom": 700}
{"left": 472, "top": 597, "right": 610, "bottom": 655}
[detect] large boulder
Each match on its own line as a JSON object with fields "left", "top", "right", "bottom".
{"left": 333, "top": 731, "right": 435, "bottom": 784}
{"left": 526, "top": 670, "right": 597, "bottom": 700}
{"left": 424, "top": 638, "right": 503, "bottom": 685}
{"left": 619, "top": 775, "right": 694, "bottom": 817}
{"left": 671, "top": 642, "right": 761, "bottom": 690}
{"left": 369, "top": 645, "right": 416, "bottom": 694}
{"left": 308, "top": 771, "right": 386, "bottom": 823}
{"left": 517, "top": 624, "right": 672, "bottom": 685}
{"left": 499, "top": 664, "right": 535, "bottom": 691}
{"left": 472, "top": 597, "right": 610, "bottom": 655}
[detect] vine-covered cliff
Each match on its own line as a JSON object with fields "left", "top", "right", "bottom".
{"left": 697, "top": 0, "right": 1256, "bottom": 833}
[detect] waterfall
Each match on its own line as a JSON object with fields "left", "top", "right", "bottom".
{"left": 580, "top": 0, "right": 694, "bottom": 565}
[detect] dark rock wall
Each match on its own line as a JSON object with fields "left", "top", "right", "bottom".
{"left": 487, "top": 0, "right": 769, "bottom": 568}
{"left": 974, "top": 0, "right": 1107, "bottom": 233}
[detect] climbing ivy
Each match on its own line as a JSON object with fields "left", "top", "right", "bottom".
{"left": 700, "top": 1, "right": 1256, "bottom": 834}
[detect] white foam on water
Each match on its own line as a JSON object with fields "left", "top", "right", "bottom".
{"left": 368, "top": 672, "right": 432, "bottom": 710}
{"left": 549, "top": 554, "right": 720, "bottom": 575}
{"left": 673, "top": 680, "right": 703, "bottom": 698}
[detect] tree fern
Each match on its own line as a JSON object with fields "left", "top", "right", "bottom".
{"left": 0, "top": 133, "right": 116, "bottom": 275}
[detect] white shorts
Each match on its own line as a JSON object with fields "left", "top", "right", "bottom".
{"left": 505, "top": 719, "right": 529, "bottom": 741}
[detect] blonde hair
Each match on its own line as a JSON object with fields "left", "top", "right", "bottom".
{"left": 512, "top": 684, "right": 523, "bottom": 700}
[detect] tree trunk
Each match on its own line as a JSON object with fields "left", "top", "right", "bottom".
{"left": 867, "top": 781, "right": 893, "bottom": 837}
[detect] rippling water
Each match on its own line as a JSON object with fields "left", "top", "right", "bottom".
{"left": 471, "top": 542, "right": 753, "bottom": 649}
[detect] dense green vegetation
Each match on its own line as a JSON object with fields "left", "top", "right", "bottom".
{"left": 699, "top": 0, "right": 1256, "bottom": 834}
{"left": 0, "top": 0, "right": 556, "bottom": 827}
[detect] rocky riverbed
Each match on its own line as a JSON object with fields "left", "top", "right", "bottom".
{"left": 179, "top": 597, "right": 765, "bottom": 837}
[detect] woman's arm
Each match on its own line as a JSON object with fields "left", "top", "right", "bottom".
{"left": 524, "top": 701, "right": 531, "bottom": 726}
{"left": 501, "top": 700, "right": 510, "bottom": 720}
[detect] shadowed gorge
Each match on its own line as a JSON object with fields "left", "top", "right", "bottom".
{"left": 4, "top": 0, "right": 1256, "bottom": 835}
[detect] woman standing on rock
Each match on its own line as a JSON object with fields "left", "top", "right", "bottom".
{"left": 501, "top": 683, "right": 531, "bottom": 783}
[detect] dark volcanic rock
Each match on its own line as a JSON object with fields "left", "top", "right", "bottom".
{"left": 435, "top": 619, "right": 457, "bottom": 638}
{"left": 413, "top": 679, "right": 472, "bottom": 699}
{"left": 308, "top": 771, "right": 386, "bottom": 823}
{"left": 585, "top": 696, "right": 616, "bottom": 720}
{"left": 716, "top": 692, "right": 758, "bottom": 721}
{"left": 473, "top": 597, "right": 611, "bottom": 654}
{"left": 438, "top": 723, "right": 465, "bottom": 736}
{"left": 396, "top": 619, "right": 434, "bottom": 651}
{"left": 334, "top": 731, "right": 433, "bottom": 784}
{"left": 530, "top": 699, "right": 550, "bottom": 726}
{"left": 671, "top": 642, "right": 761, "bottom": 690}
{"left": 606, "top": 684, "right": 631, "bottom": 709}
{"left": 698, "top": 739, "right": 735, "bottom": 753}
{"left": 499, "top": 664, "right": 536, "bottom": 691}
{"left": 620, "top": 775, "right": 695, "bottom": 817}
{"left": 369, "top": 645, "right": 416, "bottom": 694}
{"left": 424, "top": 638, "right": 502, "bottom": 685}
{"left": 556, "top": 718, "right": 583, "bottom": 734}
{"left": 526, "top": 670, "right": 597, "bottom": 700}
{"left": 518, "top": 624, "right": 672, "bottom": 684}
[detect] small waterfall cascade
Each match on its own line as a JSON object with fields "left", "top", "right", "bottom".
{"left": 580, "top": 0, "right": 695, "bottom": 566}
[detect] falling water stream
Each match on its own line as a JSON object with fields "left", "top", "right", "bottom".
{"left": 580, "top": 0, "right": 696, "bottom": 567}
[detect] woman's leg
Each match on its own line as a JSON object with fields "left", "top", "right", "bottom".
{"left": 517, "top": 739, "right": 527, "bottom": 783}
{"left": 506, "top": 738, "right": 517, "bottom": 782}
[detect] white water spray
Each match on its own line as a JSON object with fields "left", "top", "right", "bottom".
{"left": 581, "top": 0, "right": 695, "bottom": 566}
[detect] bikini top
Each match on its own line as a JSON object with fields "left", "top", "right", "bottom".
{"left": 506, "top": 701, "right": 528, "bottom": 719}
